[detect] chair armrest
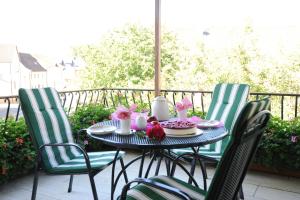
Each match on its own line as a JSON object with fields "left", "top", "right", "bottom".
{"left": 37, "top": 142, "right": 92, "bottom": 171}
{"left": 120, "top": 178, "right": 192, "bottom": 200}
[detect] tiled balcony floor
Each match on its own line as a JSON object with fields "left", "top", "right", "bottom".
{"left": 1, "top": 151, "right": 300, "bottom": 200}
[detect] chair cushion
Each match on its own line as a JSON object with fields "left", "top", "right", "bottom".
{"left": 126, "top": 175, "right": 206, "bottom": 200}
{"left": 171, "top": 84, "right": 249, "bottom": 162}
{"left": 19, "top": 87, "right": 82, "bottom": 170}
{"left": 47, "top": 151, "right": 125, "bottom": 174}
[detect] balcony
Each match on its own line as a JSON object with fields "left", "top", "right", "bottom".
{"left": 0, "top": 88, "right": 299, "bottom": 200}
{"left": 1, "top": 0, "right": 300, "bottom": 199}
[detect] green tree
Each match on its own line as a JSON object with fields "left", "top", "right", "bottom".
{"left": 73, "top": 24, "right": 187, "bottom": 89}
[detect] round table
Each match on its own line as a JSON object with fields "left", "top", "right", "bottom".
{"left": 87, "top": 120, "right": 228, "bottom": 199}
{"left": 88, "top": 120, "right": 228, "bottom": 149}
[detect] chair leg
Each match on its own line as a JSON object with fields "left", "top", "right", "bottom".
{"left": 88, "top": 173, "right": 98, "bottom": 200}
{"left": 239, "top": 185, "right": 245, "bottom": 199}
{"left": 31, "top": 165, "right": 39, "bottom": 200}
{"left": 68, "top": 175, "right": 74, "bottom": 193}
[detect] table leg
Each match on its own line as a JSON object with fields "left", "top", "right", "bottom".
{"left": 120, "top": 158, "right": 129, "bottom": 183}
{"left": 165, "top": 149, "right": 172, "bottom": 176}
{"left": 188, "top": 157, "right": 196, "bottom": 184}
{"left": 145, "top": 151, "right": 158, "bottom": 178}
{"left": 191, "top": 147, "right": 208, "bottom": 191}
{"left": 155, "top": 154, "right": 163, "bottom": 176}
{"left": 111, "top": 149, "right": 120, "bottom": 200}
{"left": 138, "top": 150, "right": 146, "bottom": 178}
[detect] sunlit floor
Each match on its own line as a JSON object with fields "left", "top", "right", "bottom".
{"left": 1, "top": 151, "right": 300, "bottom": 200}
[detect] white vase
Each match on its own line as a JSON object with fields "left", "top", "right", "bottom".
{"left": 177, "top": 109, "right": 188, "bottom": 120}
{"left": 120, "top": 119, "right": 131, "bottom": 134}
{"left": 135, "top": 115, "right": 147, "bottom": 130}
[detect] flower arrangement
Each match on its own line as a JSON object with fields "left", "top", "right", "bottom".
{"left": 146, "top": 118, "right": 165, "bottom": 140}
{"left": 112, "top": 104, "right": 137, "bottom": 120}
{"left": 175, "top": 97, "right": 193, "bottom": 111}
{"left": 146, "top": 121, "right": 166, "bottom": 141}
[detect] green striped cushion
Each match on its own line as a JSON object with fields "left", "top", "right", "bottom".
{"left": 126, "top": 175, "right": 205, "bottom": 200}
{"left": 19, "top": 87, "right": 124, "bottom": 173}
{"left": 19, "top": 87, "right": 80, "bottom": 170}
{"left": 206, "top": 98, "right": 270, "bottom": 199}
{"left": 232, "top": 97, "right": 270, "bottom": 134}
{"left": 48, "top": 151, "right": 125, "bottom": 174}
{"left": 171, "top": 83, "right": 249, "bottom": 159}
{"left": 201, "top": 83, "right": 249, "bottom": 153}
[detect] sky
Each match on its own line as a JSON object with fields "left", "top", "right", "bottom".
{"left": 0, "top": 0, "right": 299, "bottom": 58}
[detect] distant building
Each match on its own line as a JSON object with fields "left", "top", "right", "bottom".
{"left": 19, "top": 53, "right": 47, "bottom": 88}
{"left": 55, "top": 57, "right": 85, "bottom": 90}
{"left": 0, "top": 44, "right": 85, "bottom": 96}
{"left": 0, "top": 44, "right": 22, "bottom": 96}
{"left": 0, "top": 45, "right": 48, "bottom": 96}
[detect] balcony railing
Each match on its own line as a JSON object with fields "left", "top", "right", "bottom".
{"left": 0, "top": 88, "right": 299, "bottom": 122}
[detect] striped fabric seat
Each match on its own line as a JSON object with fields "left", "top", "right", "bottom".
{"left": 172, "top": 83, "right": 249, "bottom": 159}
{"left": 205, "top": 98, "right": 271, "bottom": 200}
{"left": 48, "top": 151, "right": 125, "bottom": 174}
{"left": 19, "top": 87, "right": 124, "bottom": 173}
{"left": 19, "top": 87, "right": 126, "bottom": 200}
{"left": 126, "top": 175, "right": 205, "bottom": 200}
{"left": 122, "top": 98, "right": 271, "bottom": 200}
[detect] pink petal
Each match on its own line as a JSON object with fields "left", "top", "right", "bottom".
{"left": 129, "top": 104, "right": 138, "bottom": 112}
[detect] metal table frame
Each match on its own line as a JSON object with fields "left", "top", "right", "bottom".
{"left": 87, "top": 120, "right": 228, "bottom": 200}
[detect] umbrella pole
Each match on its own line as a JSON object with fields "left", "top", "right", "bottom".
{"left": 154, "top": 0, "right": 161, "bottom": 97}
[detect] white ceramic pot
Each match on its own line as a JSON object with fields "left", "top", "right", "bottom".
{"left": 120, "top": 119, "right": 131, "bottom": 134}
{"left": 177, "top": 109, "right": 188, "bottom": 120}
{"left": 151, "top": 96, "right": 175, "bottom": 121}
{"left": 135, "top": 115, "right": 147, "bottom": 129}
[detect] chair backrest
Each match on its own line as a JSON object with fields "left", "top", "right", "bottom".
{"left": 202, "top": 83, "right": 249, "bottom": 153}
{"left": 205, "top": 98, "right": 271, "bottom": 200}
{"left": 19, "top": 87, "right": 80, "bottom": 170}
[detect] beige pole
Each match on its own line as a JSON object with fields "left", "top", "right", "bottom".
{"left": 154, "top": 0, "right": 161, "bottom": 97}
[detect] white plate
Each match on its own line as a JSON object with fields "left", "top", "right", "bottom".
{"left": 87, "top": 124, "right": 117, "bottom": 135}
{"left": 115, "top": 129, "right": 136, "bottom": 135}
{"left": 166, "top": 129, "right": 203, "bottom": 138}
{"left": 197, "top": 120, "right": 220, "bottom": 128}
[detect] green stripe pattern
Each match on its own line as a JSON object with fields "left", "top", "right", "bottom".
{"left": 206, "top": 97, "right": 270, "bottom": 199}
{"left": 126, "top": 175, "right": 205, "bottom": 200}
{"left": 172, "top": 83, "right": 249, "bottom": 159}
{"left": 231, "top": 97, "right": 270, "bottom": 134}
{"left": 48, "top": 151, "right": 125, "bottom": 174}
{"left": 19, "top": 87, "right": 124, "bottom": 173}
{"left": 126, "top": 99, "right": 270, "bottom": 200}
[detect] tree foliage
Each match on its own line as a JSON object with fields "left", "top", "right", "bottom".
{"left": 73, "top": 24, "right": 186, "bottom": 89}
{"left": 74, "top": 23, "right": 300, "bottom": 93}
{"left": 193, "top": 25, "right": 300, "bottom": 93}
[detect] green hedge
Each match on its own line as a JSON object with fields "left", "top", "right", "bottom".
{"left": 0, "top": 118, "right": 35, "bottom": 184}
{"left": 254, "top": 116, "right": 300, "bottom": 170}
{"left": 69, "top": 104, "right": 113, "bottom": 151}
{"left": 1, "top": 105, "right": 299, "bottom": 184}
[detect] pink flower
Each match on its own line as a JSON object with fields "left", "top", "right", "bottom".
{"left": 175, "top": 97, "right": 193, "bottom": 111}
{"left": 16, "top": 137, "right": 24, "bottom": 145}
{"left": 291, "top": 135, "right": 298, "bottom": 143}
{"left": 112, "top": 104, "right": 137, "bottom": 120}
